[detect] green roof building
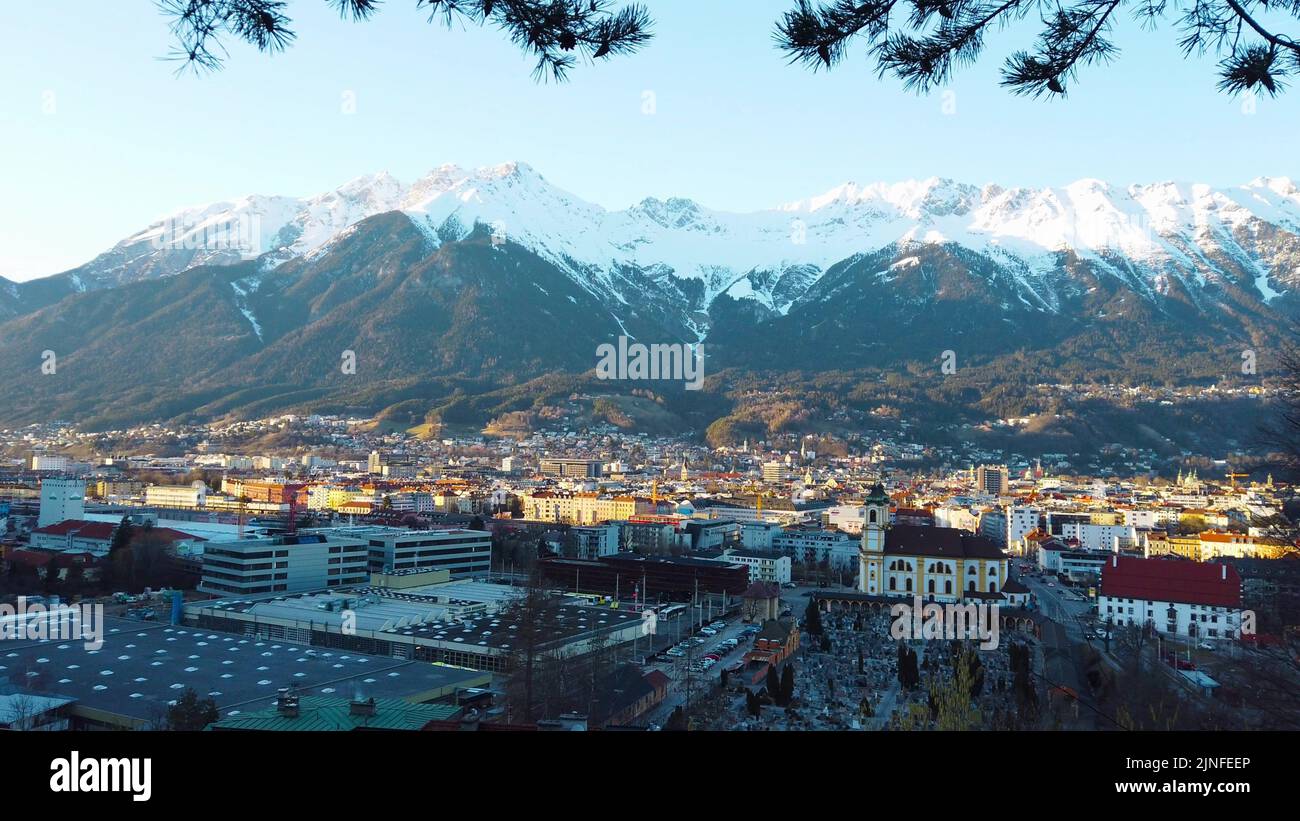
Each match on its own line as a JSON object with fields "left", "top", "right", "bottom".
{"left": 207, "top": 696, "right": 461, "bottom": 732}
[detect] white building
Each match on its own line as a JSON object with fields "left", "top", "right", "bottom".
{"left": 1061, "top": 522, "right": 1137, "bottom": 552}
{"left": 1121, "top": 509, "right": 1160, "bottom": 529}
{"left": 825, "top": 505, "right": 866, "bottom": 535}
{"left": 337, "top": 525, "right": 492, "bottom": 579}
{"left": 31, "top": 455, "right": 70, "bottom": 472}
{"left": 740, "top": 520, "right": 782, "bottom": 550}
{"left": 199, "top": 531, "right": 370, "bottom": 596}
{"left": 1097, "top": 555, "right": 1244, "bottom": 640}
{"left": 723, "top": 549, "right": 792, "bottom": 584}
{"left": 773, "top": 528, "right": 859, "bottom": 571}
{"left": 1005, "top": 505, "right": 1041, "bottom": 550}
{"left": 933, "top": 505, "right": 980, "bottom": 532}
{"left": 145, "top": 481, "right": 208, "bottom": 509}
{"left": 572, "top": 524, "right": 620, "bottom": 559}
{"left": 37, "top": 478, "right": 85, "bottom": 528}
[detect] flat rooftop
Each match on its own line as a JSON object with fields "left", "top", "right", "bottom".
{"left": 391, "top": 602, "right": 643, "bottom": 652}
{"left": 0, "top": 617, "right": 489, "bottom": 727}
{"left": 188, "top": 581, "right": 642, "bottom": 654}
{"left": 189, "top": 580, "right": 527, "bottom": 629}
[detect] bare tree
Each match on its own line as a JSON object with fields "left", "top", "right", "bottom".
{"left": 501, "top": 567, "right": 564, "bottom": 722}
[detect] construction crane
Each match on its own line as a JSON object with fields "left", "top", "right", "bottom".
{"left": 741, "top": 482, "right": 771, "bottom": 521}
{"left": 1226, "top": 472, "right": 1249, "bottom": 489}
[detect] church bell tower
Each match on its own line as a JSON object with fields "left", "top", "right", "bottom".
{"left": 859, "top": 482, "right": 889, "bottom": 594}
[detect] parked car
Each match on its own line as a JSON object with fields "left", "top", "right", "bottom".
{"left": 666, "top": 648, "right": 685, "bottom": 657}
{"left": 699, "top": 628, "right": 717, "bottom": 637}
{"left": 1198, "top": 641, "right": 1215, "bottom": 651}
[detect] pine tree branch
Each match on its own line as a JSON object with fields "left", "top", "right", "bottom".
{"left": 1223, "top": 0, "right": 1300, "bottom": 53}
{"left": 1001, "top": 0, "right": 1123, "bottom": 97}
{"left": 775, "top": 0, "right": 901, "bottom": 70}
{"left": 878, "top": 0, "right": 1029, "bottom": 91}
{"left": 779, "top": 0, "right": 1300, "bottom": 97}
{"left": 160, "top": 0, "right": 653, "bottom": 80}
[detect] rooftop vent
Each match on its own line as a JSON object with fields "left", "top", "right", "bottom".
{"left": 349, "top": 697, "right": 377, "bottom": 718}
{"left": 275, "top": 690, "right": 300, "bottom": 718}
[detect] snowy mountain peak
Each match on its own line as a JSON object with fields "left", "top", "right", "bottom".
{"left": 52, "top": 165, "right": 1300, "bottom": 323}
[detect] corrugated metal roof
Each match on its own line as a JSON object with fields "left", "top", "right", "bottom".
{"left": 208, "top": 696, "right": 459, "bottom": 731}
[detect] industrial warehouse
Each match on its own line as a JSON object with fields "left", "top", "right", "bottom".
{"left": 184, "top": 569, "right": 649, "bottom": 673}
{"left": 0, "top": 616, "right": 489, "bottom": 730}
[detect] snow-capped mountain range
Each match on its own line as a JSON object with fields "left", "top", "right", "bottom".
{"left": 36, "top": 162, "right": 1300, "bottom": 335}
{"left": 3, "top": 161, "right": 1298, "bottom": 429}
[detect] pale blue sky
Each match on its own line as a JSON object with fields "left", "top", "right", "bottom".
{"left": 0, "top": 1, "right": 1294, "bottom": 280}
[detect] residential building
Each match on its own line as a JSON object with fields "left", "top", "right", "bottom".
{"left": 723, "top": 548, "right": 792, "bottom": 584}
{"left": 1098, "top": 555, "right": 1244, "bottom": 640}
{"left": 1005, "top": 505, "right": 1041, "bottom": 553}
{"left": 824, "top": 505, "right": 866, "bottom": 534}
{"left": 539, "top": 458, "right": 602, "bottom": 479}
{"left": 974, "top": 464, "right": 1010, "bottom": 496}
{"left": 522, "top": 491, "right": 641, "bottom": 525}
{"left": 571, "top": 524, "right": 620, "bottom": 559}
{"left": 1061, "top": 522, "right": 1137, "bottom": 552}
{"left": 145, "top": 481, "right": 208, "bottom": 510}
{"left": 740, "top": 520, "right": 782, "bottom": 550}
{"left": 773, "top": 528, "right": 858, "bottom": 571}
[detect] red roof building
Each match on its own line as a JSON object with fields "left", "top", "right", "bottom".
{"left": 1100, "top": 555, "right": 1241, "bottom": 608}
{"left": 30, "top": 519, "right": 205, "bottom": 556}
